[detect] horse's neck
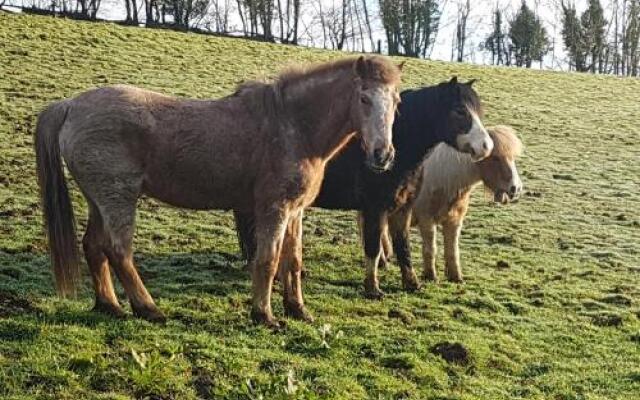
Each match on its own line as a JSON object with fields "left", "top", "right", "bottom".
{"left": 393, "top": 89, "right": 444, "bottom": 173}
{"left": 422, "top": 144, "right": 482, "bottom": 199}
{"left": 284, "top": 71, "right": 356, "bottom": 161}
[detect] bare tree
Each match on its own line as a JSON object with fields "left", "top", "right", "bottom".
{"left": 207, "top": 0, "right": 233, "bottom": 32}
{"left": 483, "top": 6, "right": 509, "bottom": 65}
{"left": 315, "top": 0, "right": 353, "bottom": 50}
{"left": 235, "top": 0, "right": 275, "bottom": 40}
{"left": 624, "top": 0, "right": 640, "bottom": 75}
{"left": 379, "top": 0, "right": 441, "bottom": 58}
{"left": 360, "top": 0, "right": 376, "bottom": 51}
{"left": 453, "top": 0, "right": 471, "bottom": 62}
{"left": 276, "top": 0, "right": 300, "bottom": 43}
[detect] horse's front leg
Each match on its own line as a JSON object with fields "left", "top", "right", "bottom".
{"left": 250, "top": 209, "right": 289, "bottom": 329}
{"left": 442, "top": 219, "right": 464, "bottom": 283}
{"left": 388, "top": 207, "right": 421, "bottom": 292}
{"left": 279, "top": 210, "right": 314, "bottom": 322}
{"left": 379, "top": 221, "right": 393, "bottom": 269}
{"left": 358, "top": 212, "right": 391, "bottom": 269}
{"left": 362, "top": 207, "right": 386, "bottom": 299}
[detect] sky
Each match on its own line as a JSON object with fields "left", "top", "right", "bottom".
{"left": 21, "top": 0, "right": 599, "bottom": 70}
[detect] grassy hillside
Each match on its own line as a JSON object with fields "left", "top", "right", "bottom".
{"left": 1, "top": 12, "right": 639, "bottom": 400}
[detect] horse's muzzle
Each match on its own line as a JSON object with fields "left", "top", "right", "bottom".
{"left": 368, "top": 147, "right": 395, "bottom": 172}
{"left": 495, "top": 187, "right": 521, "bottom": 204}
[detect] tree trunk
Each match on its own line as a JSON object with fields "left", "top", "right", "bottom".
{"left": 361, "top": 0, "right": 375, "bottom": 51}
{"left": 338, "top": 0, "right": 347, "bottom": 50}
{"left": 292, "top": 0, "right": 299, "bottom": 44}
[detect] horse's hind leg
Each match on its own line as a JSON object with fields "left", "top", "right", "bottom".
{"left": 388, "top": 208, "right": 421, "bottom": 292}
{"left": 87, "top": 180, "right": 164, "bottom": 323}
{"left": 82, "top": 204, "right": 124, "bottom": 318}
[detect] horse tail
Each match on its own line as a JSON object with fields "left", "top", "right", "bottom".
{"left": 233, "top": 210, "right": 257, "bottom": 262}
{"left": 35, "top": 100, "right": 80, "bottom": 297}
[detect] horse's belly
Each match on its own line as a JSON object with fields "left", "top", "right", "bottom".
{"left": 142, "top": 172, "right": 250, "bottom": 211}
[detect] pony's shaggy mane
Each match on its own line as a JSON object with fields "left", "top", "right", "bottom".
{"left": 231, "top": 56, "right": 401, "bottom": 121}
{"left": 488, "top": 125, "right": 523, "bottom": 159}
{"left": 234, "top": 56, "right": 401, "bottom": 97}
{"left": 279, "top": 55, "right": 401, "bottom": 86}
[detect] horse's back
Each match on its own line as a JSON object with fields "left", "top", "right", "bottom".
{"left": 58, "top": 85, "right": 261, "bottom": 210}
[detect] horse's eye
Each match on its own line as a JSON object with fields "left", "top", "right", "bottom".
{"left": 361, "top": 95, "right": 371, "bottom": 105}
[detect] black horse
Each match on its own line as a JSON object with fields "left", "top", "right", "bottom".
{"left": 235, "top": 77, "right": 492, "bottom": 298}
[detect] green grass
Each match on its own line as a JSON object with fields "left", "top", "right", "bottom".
{"left": 1, "top": 12, "right": 639, "bottom": 400}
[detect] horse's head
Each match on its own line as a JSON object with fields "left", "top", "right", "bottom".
{"left": 438, "top": 77, "right": 493, "bottom": 161}
{"left": 351, "top": 56, "right": 403, "bottom": 172}
{"left": 477, "top": 125, "right": 523, "bottom": 204}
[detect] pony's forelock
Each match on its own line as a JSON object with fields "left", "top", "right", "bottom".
{"left": 488, "top": 125, "right": 523, "bottom": 159}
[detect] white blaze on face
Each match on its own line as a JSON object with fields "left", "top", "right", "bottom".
{"left": 362, "top": 85, "right": 396, "bottom": 170}
{"left": 508, "top": 159, "right": 523, "bottom": 195}
{"left": 456, "top": 107, "right": 494, "bottom": 161}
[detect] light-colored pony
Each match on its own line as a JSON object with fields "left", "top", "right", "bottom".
{"left": 382, "top": 125, "right": 523, "bottom": 282}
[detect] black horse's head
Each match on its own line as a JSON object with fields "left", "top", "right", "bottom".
{"left": 434, "top": 77, "right": 493, "bottom": 161}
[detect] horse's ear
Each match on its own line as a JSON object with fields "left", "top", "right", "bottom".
{"left": 466, "top": 78, "right": 477, "bottom": 86}
{"left": 397, "top": 61, "right": 406, "bottom": 71}
{"left": 449, "top": 76, "right": 458, "bottom": 85}
{"left": 355, "top": 56, "right": 368, "bottom": 78}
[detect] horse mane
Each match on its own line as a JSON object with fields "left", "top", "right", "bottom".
{"left": 488, "top": 125, "right": 523, "bottom": 159}
{"left": 277, "top": 55, "right": 402, "bottom": 87}
{"left": 231, "top": 56, "right": 401, "bottom": 126}
{"left": 459, "top": 83, "right": 484, "bottom": 117}
{"left": 232, "top": 56, "right": 401, "bottom": 103}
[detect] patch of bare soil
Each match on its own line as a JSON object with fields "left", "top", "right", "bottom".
{"left": 430, "top": 342, "right": 471, "bottom": 366}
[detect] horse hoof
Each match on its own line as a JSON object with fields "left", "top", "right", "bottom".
{"left": 285, "top": 304, "right": 315, "bottom": 322}
{"left": 251, "top": 309, "right": 283, "bottom": 330}
{"left": 364, "top": 288, "right": 385, "bottom": 300}
{"left": 422, "top": 273, "right": 438, "bottom": 283}
{"left": 92, "top": 301, "right": 126, "bottom": 319}
{"left": 403, "top": 279, "right": 422, "bottom": 292}
{"left": 447, "top": 276, "right": 464, "bottom": 284}
{"left": 133, "top": 304, "right": 167, "bottom": 324}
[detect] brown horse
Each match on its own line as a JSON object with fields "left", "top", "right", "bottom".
{"left": 35, "top": 56, "right": 402, "bottom": 328}
{"left": 380, "top": 125, "right": 523, "bottom": 283}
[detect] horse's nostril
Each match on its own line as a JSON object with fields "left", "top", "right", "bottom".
{"left": 373, "top": 149, "right": 381, "bottom": 160}
{"left": 483, "top": 142, "right": 488, "bottom": 151}
{"left": 509, "top": 185, "right": 517, "bottom": 194}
